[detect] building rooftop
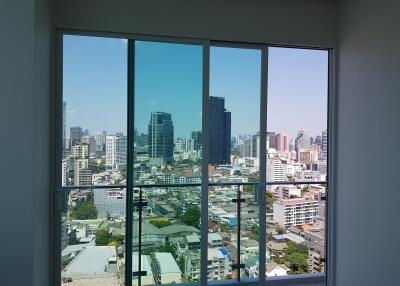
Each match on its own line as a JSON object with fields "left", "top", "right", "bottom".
{"left": 161, "top": 223, "right": 200, "bottom": 236}
{"left": 275, "top": 198, "right": 319, "bottom": 206}
{"left": 154, "top": 252, "right": 181, "bottom": 274}
{"left": 273, "top": 233, "right": 305, "bottom": 244}
{"left": 62, "top": 246, "right": 118, "bottom": 279}
{"left": 266, "top": 262, "right": 289, "bottom": 273}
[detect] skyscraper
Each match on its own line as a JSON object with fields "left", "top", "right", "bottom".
{"left": 277, "top": 133, "right": 290, "bottom": 152}
{"left": 106, "top": 133, "right": 127, "bottom": 170}
{"left": 148, "top": 112, "right": 174, "bottom": 165}
{"left": 70, "top": 126, "right": 83, "bottom": 147}
{"left": 209, "top": 96, "right": 231, "bottom": 164}
{"left": 191, "top": 130, "right": 202, "bottom": 151}
{"left": 295, "top": 128, "right": 311, "bottom": 151}
{"left": 321, "top": 130, "right": 328, "bottom": 158}
{"left": 267, "top": 132, "right": 278, "bottom": 149}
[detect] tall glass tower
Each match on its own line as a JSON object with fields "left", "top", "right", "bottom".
{"left": 148, "top": 112, "right": 174, "bottom": 165}
{"left": 209, "top": 96, "right": 231, "bottom": 164}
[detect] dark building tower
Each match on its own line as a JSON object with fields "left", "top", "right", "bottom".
{"left": 70, "top": 126, "right": 83, "bottom": 147}
{"left": 191, "top": 130, "right": 202, "bottom": 151}
{"left": 209, "top": 96, "right": 231, "bottom": 164}
{"left": 148, "top": 112, "right": 174, "bottom": 165}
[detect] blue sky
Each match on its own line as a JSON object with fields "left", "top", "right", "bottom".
{"left": 63, "top": 35, "right": 328, "bottom": 140}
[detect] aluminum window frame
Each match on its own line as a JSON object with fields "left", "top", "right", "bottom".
{"left": 52, "top": 29, "right": 335, "bottom": 286}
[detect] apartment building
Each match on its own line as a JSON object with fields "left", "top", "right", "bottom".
{"left": 273, "top": 199, "right": 319, "bottom": 227}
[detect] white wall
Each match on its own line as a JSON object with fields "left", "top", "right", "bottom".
{"left": 53, "top": 0, "right": 337, "bottom": 48}
{"left": 0, "top": 0, "right": 51, "bottom": 286}
{"left": 336, "top": 1, "right": 400, "bottom": 285}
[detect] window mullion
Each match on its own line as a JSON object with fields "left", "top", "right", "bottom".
{"left": 200, "top": 41, "right": 210, "bottom": 286}
{"left": 258, "top": 46, "right": 269, "bottom": 286}
{"left": 125, "top": 39, "right": 135, "bottom": 286}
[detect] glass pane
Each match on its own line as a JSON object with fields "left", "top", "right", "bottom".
{"left": 60, "top": 188, "right": 126, "bottom": 285}
{"left": 62, "top": 35, "right": 127, "bottom": 187}
{"left": 266, "top": 183, "right": 326, "bottom": 277}
{"left": 267, "top": 47, "right": 328, "bottom": 184}
{"left": 240, "top": 185, "right": 259, "bottom": 279}
{"left": 133, "top": 41, "right": 202, "bottom": 185}
{"left": 208, "top": 186, "right": 236, "bottom": 281}
{"left": 132, "top": 186, "right": 201, "bottom": 285}
{"left": 209, "top": 47, "right": 261, "bottom": 183}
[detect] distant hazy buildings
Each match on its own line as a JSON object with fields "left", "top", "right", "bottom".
{"left": 321, "top": 129, "right": 328, "bottom": 158}
{"left": 106, "top": 133, "right": 127, "bottom": 170}
{"left": 148, "top": 112, "right": 174, "bottom": 165}
{"left": 209, "top": 96, "right": 231, "bottom": 164}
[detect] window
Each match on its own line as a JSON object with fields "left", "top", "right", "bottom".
{"left": 57, "top": 34, "right": 330, "bottom": 286}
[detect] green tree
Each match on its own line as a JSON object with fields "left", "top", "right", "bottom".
{"left": 224, "top": 274, "right": 232, "bottom": 280}
{"left": 266, "top": 191, "right": 276, "bottom": 206}
{"left": 285, "top": 242, "right": 308, "bottom": 256}
{"left": 149, "top": 219, "right": 171, "bottom": 228}
{"left": 286, "top": 253, "right": 308, "bottom": 274}
{"left": 251, "top": 224, "right": 260, "bottom": 241}
{"left": 95, "top": 229, "right": 111, "bottom": 246}
{"left": 110, "top": 234, "right": 125, "bottom": 245}
{"left": 220, "top": 223, "right": 230, "bottom": 232}
{"left": 276, "top": 225, "right": 286, "bottom": 235}
{"left": 181, "top": 207, "right": 201, "bottom": 229}
{"left": 71, "top": 200, "right": 97, "bottom": 220}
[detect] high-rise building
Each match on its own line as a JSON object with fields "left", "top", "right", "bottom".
{"left": 70, "top": 126, "right": 83, "bottom": 147}
{"left": 251, "top": 133, "right": 260, "bottom": 158}
{"left": 82, "top": 135, "right": 96, "bottom": 156}
{"left": 191, "top": 130, "right": 202, "bottom": 151}
{"left": 273, "top": 198, "right": 319, "bottom": 227}
{"left": 295, "top": 128, "right": 311, "bottom": 151}
{"left": 95, "top": 131, "right": 105, "bottom": 152}
{"left": 314, "top": 135, "right": 322, "bottom": 147}
{"left": 321, "top": 130, "right": 328, "bottom": 158}
{"left": 106, "top": 133, "right": 127, "bottom": 170}
{"left": 148, "top": 112, "right": 174, "bottom": 165}
{"left": 239, "top": 136, "right": 252, "bottom": 157}
{"left": 267, "top": 157, "right": 286, "bottom": 183}
{"left": 276, "top": 133, "right": 289, "bottom": 152}
{"left": 72, "top": 143, "right": 89, "bottom": 159}
{"left": 74, "top": 158, "right": 92, "bottom": 185}
{"left": 209, "top": 96, "right": 231, "bottom": 164}
{"left": 63, "top": 101, "right": 67, "bottom": 152}
{"left": 298, "top": 149, "right": 319, "bottom": 164}
{"left": 62, "top": 159, "right": 68, "bottom": 186}
{"left": 267, "top": 132, "right": 278, "bottom": 149}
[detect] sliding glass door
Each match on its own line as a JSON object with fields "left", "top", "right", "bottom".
{"left": 58, "top": 34, "right": 330, "bottom": 286}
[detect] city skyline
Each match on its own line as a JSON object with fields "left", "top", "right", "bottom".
{"left": 63, "top": 35, "right": 328, "bottom": 140}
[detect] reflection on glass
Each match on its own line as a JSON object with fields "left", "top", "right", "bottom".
{"left": 267, "top": 47, "right": 328, "bottom": 184}
{"left": 133, "top": 41, "right": 203, "bottom": 185}
{"left": 266, "top": 184, "right": 326, "bottom": 277}
{"left": 60, "top": 188, "right": 126, "bottom": 285}
{"left": 62, "top": 35, "right": 127, "bottom": 187}
{"left": 209, "top": 47, "right": 261, "bottom": 183}
{"left": 132, "top": 186, "right": 201, "bottom": 285}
